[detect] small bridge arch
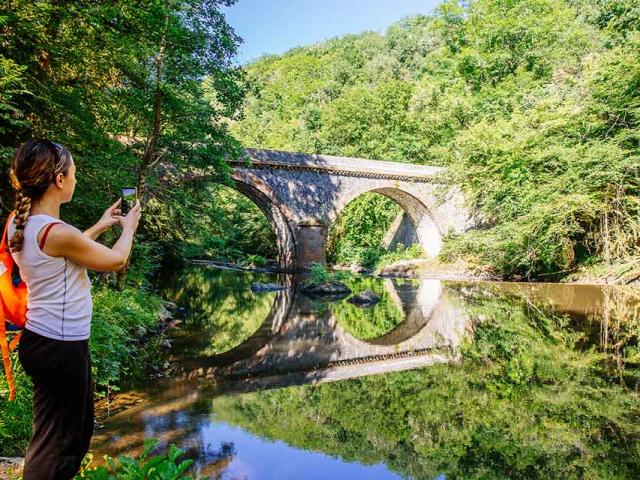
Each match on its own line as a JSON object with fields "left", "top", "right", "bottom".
{"left": 332, "top": 186, "right": 445, "bottom": 258}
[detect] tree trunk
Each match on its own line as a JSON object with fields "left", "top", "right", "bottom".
{"left": 116, "top": 15, "right": 168, "bottom": 290}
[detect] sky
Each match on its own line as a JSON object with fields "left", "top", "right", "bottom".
{"left": 222, "top": 0, "right": 443, "bottom": 65}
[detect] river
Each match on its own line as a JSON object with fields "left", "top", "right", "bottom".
{"left": 89, "top": 264, "right": 640, "bottom": 479}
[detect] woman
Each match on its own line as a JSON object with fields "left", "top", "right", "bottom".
{"left": 6, "top": 139, "right": 142, "bottom": 479}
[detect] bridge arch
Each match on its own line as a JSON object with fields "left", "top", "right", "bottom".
{"left": 230, "top": 179, "right": 298, "bottom": 272}
{"left": 330, "top": 186, "right": 443, "bottom": 258}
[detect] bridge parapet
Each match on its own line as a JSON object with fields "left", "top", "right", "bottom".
{"left": 229, "top": 148, "right": 445, "bottom": 181}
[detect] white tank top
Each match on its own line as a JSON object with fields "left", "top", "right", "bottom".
{"left": 8, "top": 213, "right": 93, "bottom": 341}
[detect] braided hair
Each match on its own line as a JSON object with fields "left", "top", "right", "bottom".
{"left": 7, "top": 139, "right": 73, "bottom": 252}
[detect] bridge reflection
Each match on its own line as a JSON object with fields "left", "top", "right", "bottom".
{"left": 91, "top": 276, "right": 471, "bottom": 467}
{"left": 172, "top": 277, "right": 471, "bottom": 388}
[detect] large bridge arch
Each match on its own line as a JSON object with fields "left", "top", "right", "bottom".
{"left": 229, "top": 179, "right": 298, "bottom": 272}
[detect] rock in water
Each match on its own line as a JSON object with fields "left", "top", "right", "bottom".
{"left": 347, "top": 290, "right": 381, "bottom": 307}
{"left": 301, "top": 281, "right": 351, "bottom": 299}
{"left": 251, "top": 282, "right": 287, "bottom": 292}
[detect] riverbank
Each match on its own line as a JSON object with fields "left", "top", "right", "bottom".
{"left": 0, "top": 284, "right": 177, "bottom": 463}
{"left": 334, "top": 258, "right": 640, "bottom": 286}
{"left": 199, "top": 257, "right": 640, "bottom": 286}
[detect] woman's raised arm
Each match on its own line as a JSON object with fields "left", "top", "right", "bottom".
{"left": 41, "top": 200, "right": 141, "bottom": 272}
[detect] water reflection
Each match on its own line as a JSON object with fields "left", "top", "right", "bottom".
{"left": 161, "top": 268, "right": 471, "bottom": 389}
{"left": 91, "top": 267, "right": 640, "bottom": 479}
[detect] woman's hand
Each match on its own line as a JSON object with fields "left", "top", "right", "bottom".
{"left": 118, "top": 198, "right": 142, "bottom": 233}
{"left": 83, "top": 198, "right": 124, "bottom": 240}
{"left": 98, "top": 198, "right": 123, "bottom": 230}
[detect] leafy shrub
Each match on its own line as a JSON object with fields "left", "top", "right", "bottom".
{"left": 90, "top": 286, "right": 165, "bottom": 394}
{"left": 308, "top": 262, "right": 349, "bottom": 284}
{"left": 77, "top": 439, "right": 196, "bottom": 479}
{"left": 0, "top": 357, "right": 33, "bottom": 456}
{"left": 242, "top": 254, "right": 267, "bottom": 268}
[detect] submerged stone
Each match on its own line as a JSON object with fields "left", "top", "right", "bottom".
{"left": 347, "top": 290, "right": 381, "bottom": 307}
{"left": 301, "top": 281, "right": 351, "bottom": 299}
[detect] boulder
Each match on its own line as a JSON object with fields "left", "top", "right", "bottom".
{"left": 347, "top": 290, "right": 381, "bottom": 307}
{"left": 331, "top": 263, "right": 372, "bottom": 274}
{"left": 301, "top": 281, "right": 351, "bottom": 299}
{"left": 376, "top": 259, "right": 424, "bottom": 277}
{"left": 157, "top": 303, "right": 173, "bottom": 323}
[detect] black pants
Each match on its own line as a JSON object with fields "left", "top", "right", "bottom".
{"left": 18, "top": 328, "right": 94, "bottom": 480}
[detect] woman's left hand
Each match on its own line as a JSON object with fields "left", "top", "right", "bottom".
{"left": 98, "top": 198, "right": 123, "bottom": 230}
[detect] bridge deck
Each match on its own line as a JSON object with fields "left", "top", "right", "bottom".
{"left": 228, "top": 148, "right": 444, "bottom": 180}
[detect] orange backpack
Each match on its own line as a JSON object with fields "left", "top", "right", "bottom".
{"left": 0, "top": 211, "right": 28, "bottom": 401}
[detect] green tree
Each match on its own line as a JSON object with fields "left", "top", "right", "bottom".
{"left": 0, "top": 0, "right": 248, "bottom": 282}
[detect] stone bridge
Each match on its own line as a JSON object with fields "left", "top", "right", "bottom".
{"left": 224, "top": 149, "right": 470, "bottom": 271}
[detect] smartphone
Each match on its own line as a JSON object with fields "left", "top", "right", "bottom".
{"left": 120, "top": 187, "right": 137, "bottom": 215}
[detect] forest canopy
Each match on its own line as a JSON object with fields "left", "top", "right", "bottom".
{"left": 0, "top": 0, "right": 248, "bottom": 282}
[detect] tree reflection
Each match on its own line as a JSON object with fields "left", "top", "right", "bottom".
{"left": 208, "top": 286, "right": 640, "bottom": 479}
{"left": 330, "top": 276, "right": 406, "bottom": 340}
{"left": 159, "top": 266, "right": 277, "bottom": 357}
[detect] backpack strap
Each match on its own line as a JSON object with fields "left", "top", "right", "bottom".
{"left": 0, "top": 211, "right": 25, "bottom": 400}
{"left": 0, "top": 316, "right": 17, "bottom": 400}
{"left": 39, "top": 222, "right": 61, "bottom": 251}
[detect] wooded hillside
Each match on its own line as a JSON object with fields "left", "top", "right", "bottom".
{"left": 232, "top": 0, "right": 640, "bottom": 280}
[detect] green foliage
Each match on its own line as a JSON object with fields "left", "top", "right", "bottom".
{"left": 77, "top": 439, "right": 196, "bottom": 480}
{"left": 0, "top": 357, "right": 33, "bottom": 456}
{"left": 0, "top": 0, "right": 247, "bottom": 276}
{"left": 233, "top": 0, "right": 640, "bottom": 279}
{"left": 90, "top": 286, "right": 165, "bottom": 392}
{"left": 241, "top": 254, "right": 267, "bottom": 268}
{"left": 167, "top": 182, "right": 276, "bottom": 262}
{"left": 308, "top": 262, "right": 331, "bottom": 283}
{"left": 307, "top": 262, "right": 348, "bottom": 284}
{"left": 0, "top": 56, "right": 29, "bottom": 152}
{"left": 326, "top": 192, "right": 400, "bottom": 268}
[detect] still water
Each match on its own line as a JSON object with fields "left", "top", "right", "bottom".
{"left": 90, "top": 265, "right": 640, "bottom": 479}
